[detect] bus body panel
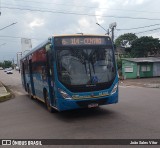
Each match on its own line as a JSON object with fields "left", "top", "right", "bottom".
{"left": 53, "top": 75, "right": 118, "bottom": 111}
{"left": 56, "top": 93, "right": 118, "bottom": 111}
{"left": 20, "top": 35, "right": 119, "bottom": 112}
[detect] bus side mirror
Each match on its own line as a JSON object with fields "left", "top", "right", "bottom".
{"left": 45, "top": 44, "right": 52, "bottom": 51}
{"left": 46, "top": 44, "right": 55, "bottom": 61}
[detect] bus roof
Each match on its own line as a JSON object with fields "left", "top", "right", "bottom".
{"left": 21, "top": 34, "right": 110, "bottom": 60}
{"left": 53, "top": 34, "right": 109, "bottom": 38}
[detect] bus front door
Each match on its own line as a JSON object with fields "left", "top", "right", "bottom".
{"left": 22, "top": 62, "right": 27, "bottom": 91}
{"left": 29, "top": 59, "right": 35, "bottom": 96}
{"left": 47, "top": 50, "right": 56, "bottom": 107}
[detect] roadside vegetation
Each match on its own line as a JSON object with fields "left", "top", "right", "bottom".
{"left": 115, "top": 33, "right": 160, "bottom": 71}
{"left": 0, "top": 60, "right": 13, "bottom": 69}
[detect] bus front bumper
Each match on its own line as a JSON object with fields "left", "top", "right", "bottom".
{"left": 57, "top": 93, "right": 118, "bottom": 111}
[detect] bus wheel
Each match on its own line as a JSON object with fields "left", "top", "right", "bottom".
{"left": 44, "top": 91, "right": 54, "bottom": 113}
{"left": 27, "top": 85, "right": 33, "bottom": 99}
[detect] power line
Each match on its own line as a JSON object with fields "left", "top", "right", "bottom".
{"left": 0, "top": 22, "right": 17, "bottom": 31}
{"left": 96, "top": 23, "right": 109, "bottom": 34}
{"left": 10, "top": 0, "right": 160, "bottom": 14}
{"left": 0, "top": 39, "right": 19, "bottom": 43}
{"left": 117, "top": 24, "right": 160, "bottom": 31}
{"left": 135, "top": 27, "right": 160, "bottom": 34}
{"left": 0, "top": 0, "right": 1, "bottom": 16}
{"left": 0, "top": 35, "right": 42, "bottom": 40}
{"left": 0, "top": 43, "right": 6, "bottom": 47}
{"left": 2, "top": 6, "right": 160, "bottom": 21}
{"left": 2, "top": 3, "right": 78, "bottom": 14}
{"left": 13, "top": 0, "right": 83, "bottom": 7}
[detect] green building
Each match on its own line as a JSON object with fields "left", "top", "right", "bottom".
{"left": 122, "top": 57, "right": 160, "bottom": 79}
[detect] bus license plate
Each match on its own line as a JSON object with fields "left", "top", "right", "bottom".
{"left": 88, "top": 103, "right": 98, "bottom": 108}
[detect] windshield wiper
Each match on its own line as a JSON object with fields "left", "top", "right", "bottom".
{"left": 91, "top": 61, "right": 95, "bottom": 74}
{"left": 84, "top": 60, "right": 87, "bottom": 74}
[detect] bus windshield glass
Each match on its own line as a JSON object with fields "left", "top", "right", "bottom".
{"left": 56, "top": 47, "right": 116, "bottom": 91}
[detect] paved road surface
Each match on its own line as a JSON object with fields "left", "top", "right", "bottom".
{"left": 0, "top": 70, "right": 160, "bottom": 140}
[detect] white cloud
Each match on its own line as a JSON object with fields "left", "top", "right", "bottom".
{"left": 92, "top": 0, "right": 116, "bottom": 24}
{"left": 135, "top": 0, "right": 145, "bottom": 5}
{"left": 122, "top": 0, "right": 145, "bottom": 6}
{"left": 29, "top": 19, "right": 44, "bottom": 29}
{"left": 123, "top": 0, "right": 129, "bottom": 6}
{"left": 95, "top": 10, "right": 105, "bottom": 24}
{"left": 0, "top": 0, "right": 159, "bottom": 61}
{"left": 78, "top": 18, "right": 90, "bottom": 28}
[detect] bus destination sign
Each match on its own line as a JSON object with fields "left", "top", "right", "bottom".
{"left": 55, "top": 37, "right": 111, "bottom": 46}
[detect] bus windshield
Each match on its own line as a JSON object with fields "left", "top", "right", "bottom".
{"left": 56, "top": 47, "right": 116, "bottom": 92}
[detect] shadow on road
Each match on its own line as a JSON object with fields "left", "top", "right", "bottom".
{"left": 31, "top": 97, "right": 118, "bottom": 121}
{"left": 54, "top": 107, "right": 117, "bottom": 121}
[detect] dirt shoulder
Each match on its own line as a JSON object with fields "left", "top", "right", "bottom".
{"left": 0, "top": 82, "right": 12, "bottom": 102}
{"left": 119, "top": 77, "right": 160, "bottom": 88}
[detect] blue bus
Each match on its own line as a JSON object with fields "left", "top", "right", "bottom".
{"left": 20, "top": 34, "right": 118, "bottom": 112}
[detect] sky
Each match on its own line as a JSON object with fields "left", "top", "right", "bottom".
{"left": 0, "top": 0, "right": 160, "bottom": 62}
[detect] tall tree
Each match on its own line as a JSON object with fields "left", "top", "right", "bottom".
{"left": 3, "top": 60, "right": 12, "bottom": 68}
{"left": 0, "top": 62, "right": 3, "bottom": 67}
{"left": 131, "top": 36, "right": 160, "bottom": 57}
{"left": 115, "top": 33, "right": 138, "bottom": 48}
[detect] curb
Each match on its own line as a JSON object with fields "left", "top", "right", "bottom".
{"left": 0, "top": 93, "right": 11, "bottom": 102}
{"left": 119, "top": 83, "right": 160, "bottom": 88}
{"left": 144, "top": 84, "right": 160, "bottom": 88}
{"left": 0, "top": 82, "right": 12, "bottom": 102}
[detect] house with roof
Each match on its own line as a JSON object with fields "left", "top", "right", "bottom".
{"left": 122, "top": 57, "right": 160, "bottom": 79}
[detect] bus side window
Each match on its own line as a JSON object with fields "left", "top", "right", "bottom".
{"left": 41, "top": 66, "right": 47, "bottom": 81}
{"left": 46, "top": 44, "right": 54, "bottom": 80}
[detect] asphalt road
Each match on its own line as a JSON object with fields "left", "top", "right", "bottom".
{"left": 0, "top": 70, "right": 160, "bottom": 140}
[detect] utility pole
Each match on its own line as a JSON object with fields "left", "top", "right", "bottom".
{"left": 96, "top": 23, "right": 109, "bottom": 35}
{"left": 0, "top": 0, "right": 1, "bottom": 16}
{"left": 12, "top": 58, "right": 15, "bottom": 68}
{"left": 96, "top": 22, "right": 117, "bottom": 43}
{"left": 109, "top": 22, "right": 117, "bottom": 43}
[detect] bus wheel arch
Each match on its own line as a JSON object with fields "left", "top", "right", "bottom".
{"left": 43, "top": 88, "right": 54, "bottom": 113}
{"left": 24, "top": 84, "right": 27, "bottom": 92}
{"left": 27, "top": 84, "right": 33, "bottom": 99}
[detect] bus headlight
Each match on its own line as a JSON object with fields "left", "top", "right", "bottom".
{"left": 111, "top": 83, "right": 118, "bottom": 95}
{"left": 58, "top": 89, "right": 72, "bottom": 100}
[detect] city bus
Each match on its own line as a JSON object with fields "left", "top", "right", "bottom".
{"left": 20, "top": 34, "right": 118, "bottom": 112}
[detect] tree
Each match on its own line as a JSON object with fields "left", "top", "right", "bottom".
{"left": 115, "top": 33, "right": 138, "bottom": 48}
{"left": 115, "top": 33, "right": 138, "bottom": 72}
{"left": 131, "top": 36, "right": 160, "bottom": 57}
{"left": 2, "top": 60, "right": 12, "bottom": 68}
{"left": 0, "top": 62, "right": 3, "bottom": 67}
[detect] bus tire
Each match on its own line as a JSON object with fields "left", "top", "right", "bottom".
{"left": 27, "top": 85, "right": 33, "bottom": 99}
{"left": 44, "top": 91, "right": 55, "bottom": 113}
